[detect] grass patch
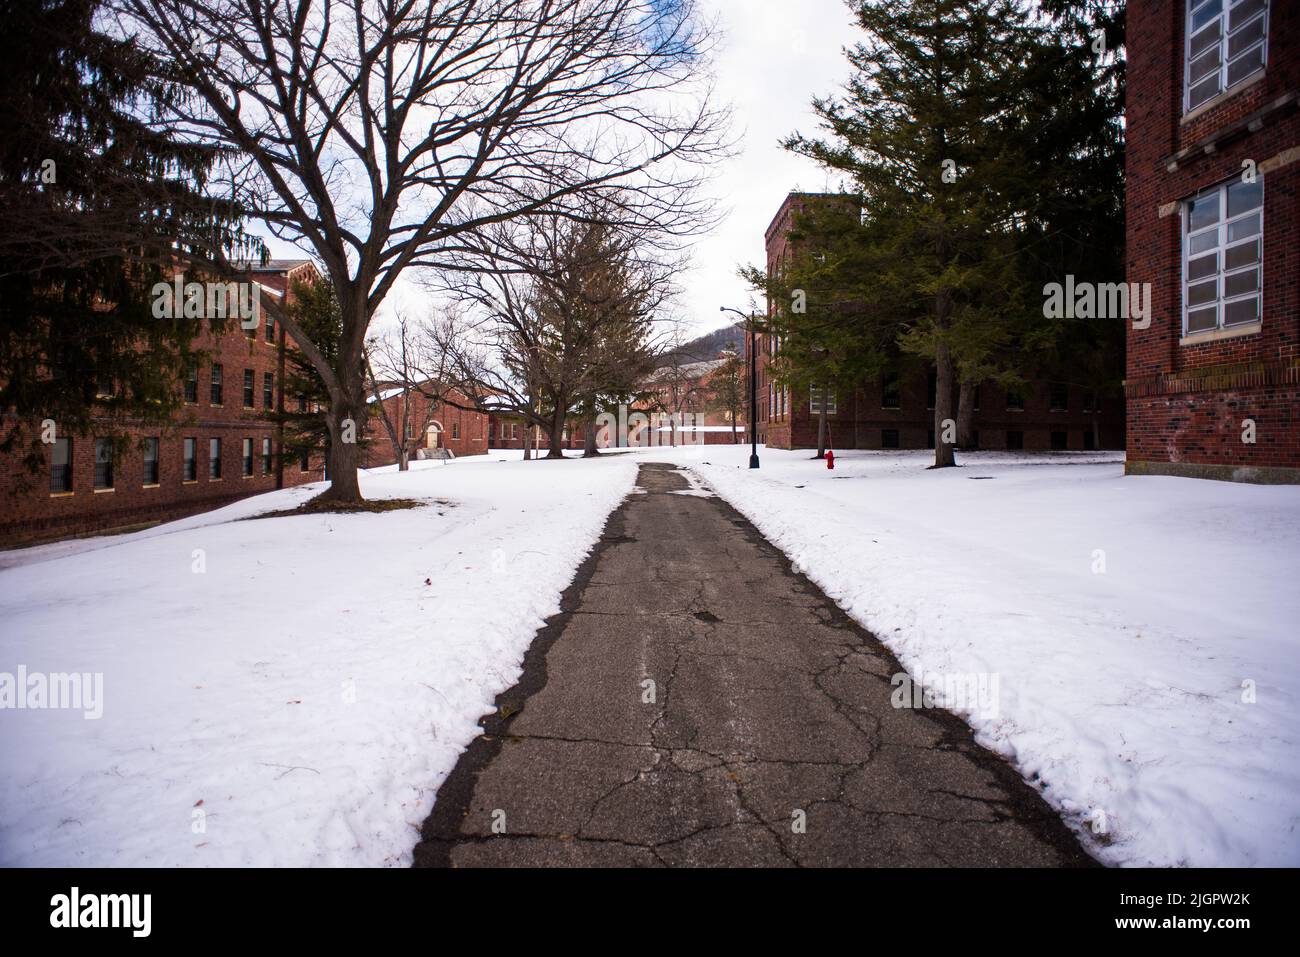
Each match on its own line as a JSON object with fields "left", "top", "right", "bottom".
{"left": 248, "top": 496, "right": 452, "bottom": 521}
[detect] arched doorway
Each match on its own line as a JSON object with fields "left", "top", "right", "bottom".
{"left": 425, "top": 421, "right": 444, "bottom": 449}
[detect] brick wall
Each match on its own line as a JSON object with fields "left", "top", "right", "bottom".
{"left": 0, "top": 317, "right": 321, "bottom": 546}
{"left": 1126, "top": 0, "right": 1300, "bottom": 481}
{"left": 362, "top": 386, "right": 490, "bottom": 465}
{"left": 0, "top": 264, "right": 326, "bottom": 546}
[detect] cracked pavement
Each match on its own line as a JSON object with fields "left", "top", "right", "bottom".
{"left": 413, "top": 462, "right": 1094, "bottom": 867}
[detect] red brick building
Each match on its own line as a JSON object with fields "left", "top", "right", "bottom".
{"left": 362, "top": 383, "right": 490, "bottom": 465}
{"left": 1125, "top": 0, "right": 1299, "bottom": 482}
{"left": 643, "top": 356, "right": 745, "bottom": 445}
{"left": 485, "top": 413, "right": 585, "bottom": 452}
{"left": 0, "top": 260, "right": 323, "bottom": 546}
{"left": 754, "top": 193, "right": 1124, "bottom": 452}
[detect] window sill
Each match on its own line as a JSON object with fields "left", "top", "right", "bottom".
{"left": 49, "top": 491, "right": 74, "bottom": 498}
{"left": 209, "top": 477, "right": 223, "bottom": 483}
{"left": 93, "top": 487, "right": 115, "bottom": 494}
{"left": 1181, "top": 71, "right": 1266, "bottom": 126}
{"left": 1180, "top": 322, "right": 1262, "bottom": 346}
{"left": 142, "top": 483, "right": 160, "bottom": 489}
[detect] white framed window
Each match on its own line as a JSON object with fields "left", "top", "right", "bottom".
{"left": 1182, "top": 176, "right": 1263, "bottom": 335}
{"left": 810, "top": 388, "right": 837, "bottom": 416}
{"left": 1185, "top": 0, "right": 1268, "bottom": 113}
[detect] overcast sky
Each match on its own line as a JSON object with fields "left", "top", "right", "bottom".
{"left": 256, "top": 0, "right": 865, "bottom": 342}
{"left": 678, "top": 0, "right": 862, "bottom": 338}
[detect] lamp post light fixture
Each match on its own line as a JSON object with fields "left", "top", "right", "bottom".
{"left": 720, "top": 306, "right": 760, "bottom": 469}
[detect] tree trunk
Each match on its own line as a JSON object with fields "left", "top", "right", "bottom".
{"left": 816, "top": 402, "right": 827, "bottom": 458}
{"left": 957, "top": 380, "right": 976, "bottom": 449}
{"left": 523, "top": 422, "right": 532, "bottom": 460}
{"left": 583, "top": 416, "right": 599, "bottom": 457}
{"left": 319, "top": 394, "right": 366, "bottom": 502}
{"left": 546, "top": 407, "right": 566, "bottom": 459}
{"left": 933, "top": 344, "right": 957, "bottom": 468}
{"left": 1092, "top": 409, "right": 1101, "bottom": 450}
{"left": 398, "top": 447, "right": 410, "bottom": 471}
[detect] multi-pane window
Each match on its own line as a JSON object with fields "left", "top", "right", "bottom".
{"left": 1006, "top": 388, "right": 1025, "bottom": 412}
{"left": 1083, "top": 391, "right": 1097, "bottom": 413}
{"left": 1007, "top": 430, "right": 1025, "bottom": 450}
{"left": 262, "top": 437, "right": 272, "bottom": 474}
{"left": 882, "top": 429, "right": 900, "bottom": 449}
{"left": 183, "top": 437, "right": 197, "bottom": 481}
{"left": 243, "top": 369, "right": 254, "bottom": 407}
{"left": 452, "top": 422, "right": 460, "bottom": 439}
{"left": 50, "top": 438, "right": 73, "bottom": 493}
{"left": 265, "top": 314, "right": 275, "bottom": 341}
{"left": 143, "top": 437, "right": 159, "bottom": 485}
{"left": 300, "top": 451, "right": 310, "bottom": 471}
{"left": 1050, "top": 383, "right": 1069, "bottom": 411}
{"left": 263, "top": 372, "right": 274, "bottom": 408}
{"left": 809, "top": 388, "right": 837, "bottom": 416}
{"left": 882, "top": 378, "right": 901, "bottom": 410}
{"left": 93, "top": 438, "right": 114, "bottom": 489}
{"left": 1185, "top": 0, "right": 1268, "bottom": 112}
{"left": 1051, "top": 431, "right": 1068, "bottom": 451}
{"left": 184, "top": 364, "right": 198, "bottom": 403}
{"left": 209, "top": 438, "right": 222, "bottom": 479}
{"left": 210, "top": 363, "right": 223, "bottom": 405}
{"left": 242, "top": 438, "right": 254, "bottom": 477}
{"left": 1183, "top": 177, "right": 1263, "bottom": 334}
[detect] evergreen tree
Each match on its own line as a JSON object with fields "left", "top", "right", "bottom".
{"left": 762, "top": 0, "right": 1125, "bottom": 463}
{"left": 0, "top": 0, "right": 255, "bottom": 480}
{"left": 265, "top": 278, "right": 361, "bottom": 472}
{"left": 784, "top": 0, "right": 1040, "bottom": 468}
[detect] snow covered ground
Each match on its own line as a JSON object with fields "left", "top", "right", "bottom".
{"left": 639, "top": 444, "right": 1300, "bottom": 867}
{"left": 0, "top": 451, "right": 637, "bottom": 866}
{"left": 4, "top": 442, "right": 1295, "bottom": 868}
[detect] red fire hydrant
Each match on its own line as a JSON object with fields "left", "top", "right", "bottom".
{"left": 826, "top": 450, "right": 835, "bottom": 470}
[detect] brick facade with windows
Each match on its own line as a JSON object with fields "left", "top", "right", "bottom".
{"left": 753, "top": 193, "right": 1124, "bottom": 452}
{"left": 362, "top": 384, "right": 490, "bottom": 465}
{"left": 485, "top": 413, "right": 585, "bottom": 452}
{"left": 0, "top": 261, "right": 324, "bottom": 546}
{"left": 1126, "top": 0, "right": 1299, "bottom": 482}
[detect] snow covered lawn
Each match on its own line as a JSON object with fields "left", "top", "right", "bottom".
{"left": 0, "top": 452, "right": 637, "bottom": 866}
{"left": 642, "top": 445, "right": 1300, "bottom": 867}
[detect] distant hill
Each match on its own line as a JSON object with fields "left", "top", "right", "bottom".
{"left": 658, "top": 322, "right": 745, "bottom": 366}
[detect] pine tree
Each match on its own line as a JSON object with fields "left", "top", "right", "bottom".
{"left": 265, "top": 278, "right": 362, "bottom": 473}
{"left": 775, "top": 0, "right": 1125, "bottom": 465}
{"left": 0, "top": 0, "right": 254, "bottom": 481}
{"left": 784, "top": 0, "right": 1043, "bottom": 468}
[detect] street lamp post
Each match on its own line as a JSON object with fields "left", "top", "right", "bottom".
{"left": 720, "top": 306, "right": 760, "bottom": 469}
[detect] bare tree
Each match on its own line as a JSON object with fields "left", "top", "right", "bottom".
{"left": 365, "top": 315, "right": 450, "bottom": 470}
{"left": 116, "top": 0, "right": 728, "bottom": 500}
{"left": 433, "top": 210, "right": 668, "bottom": 458}
{"left": 648, "top": 327, "right": 711, "bottom": 447}
{"left": 706, "top": 349, "right": 745, "bottom": 444}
